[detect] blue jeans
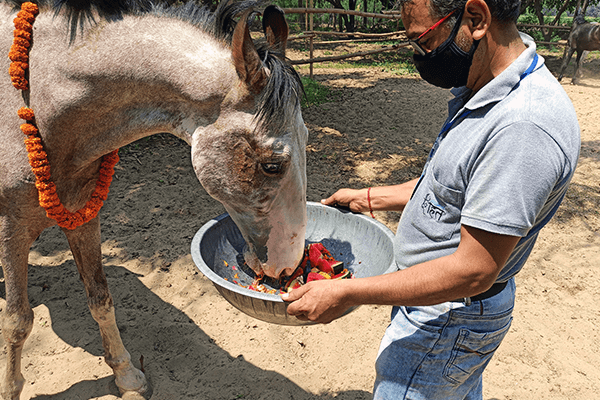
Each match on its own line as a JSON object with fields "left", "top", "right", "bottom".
{"left": 373, "top": 278, "right": 515, "bottom": 400}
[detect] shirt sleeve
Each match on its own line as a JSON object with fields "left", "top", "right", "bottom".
{"left": 460, "top": 121, "right": 567, "bottom": 237}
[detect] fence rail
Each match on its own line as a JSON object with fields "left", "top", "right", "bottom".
{"left": 282, "top": 8, "right": 402, "bottom": 20}
{"left": 289, "top": 43, "right": 410, "bottom": 65}
{"left": 517, "top": 23, "right": 572, "bottom": 31}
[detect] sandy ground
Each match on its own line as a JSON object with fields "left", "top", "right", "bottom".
{"left": 1, "top": 46, "right": 599, "bottom": 399}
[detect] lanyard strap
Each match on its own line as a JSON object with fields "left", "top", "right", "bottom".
{"left": 520, "top": 53, "right": 538, "bottom": 80}
{"left": 427, "top": 53, "right": 539, "bottom": 163}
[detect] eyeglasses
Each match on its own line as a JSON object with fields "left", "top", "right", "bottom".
{"left": 408, "top": 9, "right": 457, "bottom": 56}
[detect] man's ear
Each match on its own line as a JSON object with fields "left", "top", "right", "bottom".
{"left": 464, "top": 0, "right": 491, "bottom": 40}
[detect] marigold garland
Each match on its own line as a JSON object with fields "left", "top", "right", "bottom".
{"left": 10, "top": 2, "right": 119, "bottom": 230}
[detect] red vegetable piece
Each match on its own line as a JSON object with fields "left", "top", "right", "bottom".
{"left": 331, "top": 269, "right": 351, "bottom": 280}
{"left": 307, "top": 271, "right": 326, "bottom": 282}
{"left": 307, "top": 243, "right": 343, "bottom": 274}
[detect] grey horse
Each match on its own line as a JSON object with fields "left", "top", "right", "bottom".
{"left": 0, "top": 0, "right": 308, "bottom": 398}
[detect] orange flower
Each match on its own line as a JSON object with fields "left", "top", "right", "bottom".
{"left": 28, "top": 150, "right": 48, "bottom": 163}
{"left": 17, "top": 10, "right": 36, "bottom": 24}
{"left": 10, "top": 43, "right": 28, "bottom": 55}
{"left": 14, "top": 29, "right": 32, "bottom": 41}
{"left": 12, "top": 37, "right": 30, "bottom": 48}
{"left": 66, "top": 214, "right": 84, "bottom": 229}
{"left": 17, "top": 107, "right": 35, "bottom": 121}
{"left": 8, "top": 49, "right": 28, "bottom": 63}
{"left": 79, "top": 206, "right": 99, "bottom": 222}
{"left": 46, "top": 203, "right": 65, "bottom": 214}
{"left": 9, "top": 62, "right": 28, "bottom": 77}
{"left": 39, "top": 194, "right": 62, "bottom": 209}
{"left": 11, "top": 1, "right": 119, "bottom": 230}
{"left": 13, "top": 18, "right": 32, "bottom": 32}
{"left": 32, "top": 165, "right": 52, "bottom": 181}
{"left": 21, "top": 2, "right": 39, "bottom": 15}
{"left": 24, "top": 137, "right": 44, "bottom": 152}
{"left": 20, "top": 123, "right": 38, "bottom": 136}
{"left": 11, "top": 77, "right": 28, "bottom": 90}
{"left": 35, "top": 180, "right": 55, "bottom": 193}
{"left": 29, "top": 158, "right": 49, "bottom": 168}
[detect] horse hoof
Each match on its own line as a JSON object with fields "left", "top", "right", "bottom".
{"left": 120, "top": 384, "right": 152, "bottom": 400}
{"left": 115, "top": 376, "right": 152, "bottom": 399}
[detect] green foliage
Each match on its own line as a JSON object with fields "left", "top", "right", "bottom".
{"left": 520, "top": 0, "right": 600, "bottom": 17}
{"left": 518, "top": 13, "right": 560, "bottom": 43}
{"left": 315, "top": 50, "right": 416, "bottom": 75}
{"left": 272, "top": 0, "right": 401, "bottom": 33}
{"left": 300, "top": 76, "right": 334, "bottom": 107}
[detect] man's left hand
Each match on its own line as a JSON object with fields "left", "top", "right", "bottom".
{"left": 281, "top": 280, "right": 351, "bottom": 324}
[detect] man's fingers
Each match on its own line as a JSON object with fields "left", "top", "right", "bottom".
{"left": 320, "top": 193, "right": 338, "bottom": 206}
{"left": 281, "top": 285, "right": 308, "bottom": 303}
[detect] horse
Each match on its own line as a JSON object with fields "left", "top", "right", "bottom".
{"left": 558, "top": 14, "right": 600, "bottom": 84}
{"left": 0, "top": 0, "right": 309, "bottom": 398}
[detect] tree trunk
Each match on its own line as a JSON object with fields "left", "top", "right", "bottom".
{"left": 324, "top": 0, "right": 349, "bottom": 32}
{"left": 551, "top": 0, "right": 571, "bottom": 24}
{"left": 298, "top": 0, "right": 306, "bottom": 31}
{"left": 533, "top": 0, "right": 551, "bottom": 41}
{"left": 347, "top": 0, "right": 357, "bottom": 32}
{"left": 582, "top": 0, "right": 590, "bottom": 15}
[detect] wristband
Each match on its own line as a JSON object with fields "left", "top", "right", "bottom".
{"left": 367, "top": 187, "right": 375, "bottom": 219}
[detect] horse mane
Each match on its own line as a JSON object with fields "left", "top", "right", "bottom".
{"left": 573, "top": 13, "right": 587, "bottom": 27}
{"left": 4, "top": 0, "right": 303, "bottom": 133}
{"left": 5, "top": 0, "right": 249, "bottom": 42}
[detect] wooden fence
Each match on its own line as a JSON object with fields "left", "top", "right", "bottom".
{"left": 282, "top": 8, "right": 573, "bottom": 77}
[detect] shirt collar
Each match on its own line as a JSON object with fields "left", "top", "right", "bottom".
{"left": 450, "top": 33, "right": 542, "bottom": 112}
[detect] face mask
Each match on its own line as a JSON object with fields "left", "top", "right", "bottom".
{"left": 413, "top": 9, "right": 480, "bottom": 89}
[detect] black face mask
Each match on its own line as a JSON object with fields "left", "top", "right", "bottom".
{"left": 413, "top": 9, "right": 480, "bottom": 89}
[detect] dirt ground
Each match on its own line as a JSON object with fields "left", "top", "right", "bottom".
{"left": 1, "top": 45, "right": 599, "bottom": 400}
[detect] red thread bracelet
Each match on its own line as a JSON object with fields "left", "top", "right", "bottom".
{"left": 367, "top": 187, "right": 375, "bottom": 218}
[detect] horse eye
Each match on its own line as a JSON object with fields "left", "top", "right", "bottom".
{"left": 261, "top": 162, "right": 282, "bottom": 175}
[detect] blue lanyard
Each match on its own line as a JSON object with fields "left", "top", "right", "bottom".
{"left": 520, "top": 53, "right": 538, "bottom": 80}
{"left": 410, "top": 53, "right": 539, "bottom": 200}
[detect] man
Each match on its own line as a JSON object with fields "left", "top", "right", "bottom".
{"left": 282, "top": 0, "right": 580, "bottom": 398}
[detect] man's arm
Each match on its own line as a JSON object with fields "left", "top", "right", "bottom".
{"left": 282, "top": 224, "right": 520, "bottom": 323}
{"left": 320, "top": 178, "right": 420, "bottom": 213}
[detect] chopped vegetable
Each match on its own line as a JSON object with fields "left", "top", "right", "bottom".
{"left": 224, "top": 242, "right": 353, "bottom": 295}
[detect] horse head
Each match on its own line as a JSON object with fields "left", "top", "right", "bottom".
{"left": 191, "top": 5, "right": 307, "bottom": 279}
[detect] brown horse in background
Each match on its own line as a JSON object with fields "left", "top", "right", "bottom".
{"left": 558, "top": 14, "right": 600, "bottom": 84}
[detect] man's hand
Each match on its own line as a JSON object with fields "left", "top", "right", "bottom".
{"left": 321, "top": 188, "right": 369, "bottom": 213}
{"left": 321, "top": 180, "right": 420, "bottom": 213}
{"left": 281, "top": 280, "right": 352, "bottom": 324}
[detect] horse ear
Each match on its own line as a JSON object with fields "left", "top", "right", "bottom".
{"left": 232, "top": 8, "right": 268, "bottom": 94}
{"left": 262, "top": 5, "right": 289, "bottom": 56}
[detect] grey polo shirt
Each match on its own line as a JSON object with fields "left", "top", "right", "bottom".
{"left": 394, "top": 34, "right": 580, "bottom": 283}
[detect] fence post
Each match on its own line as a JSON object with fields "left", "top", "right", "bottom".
{"left": 309, "top": 0, "right": 314, "bottom": 79}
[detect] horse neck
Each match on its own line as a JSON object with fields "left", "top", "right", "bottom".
{"left": 31, "top": 12, "right": 241, "bottom": 166}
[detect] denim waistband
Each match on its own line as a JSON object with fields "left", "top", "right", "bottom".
{"left": 453, "top": 281, "right": 508, "bottom": 305}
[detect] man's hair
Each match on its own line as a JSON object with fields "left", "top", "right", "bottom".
{"left": 398, "top": 0, "right": 521, "bottom": 24}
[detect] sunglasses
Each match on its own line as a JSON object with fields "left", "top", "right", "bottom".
{"left": 408, "top": 9, "right": 458, "bottom": 56}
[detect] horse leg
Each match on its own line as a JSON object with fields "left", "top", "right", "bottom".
{"left": 62, "top": 218, "right": 150, "bottom": 399}
{"left": 558, "top": 46, "right": 575, "bottom": 82}
{"left": 0, "top": 223, "right": 36, "bottom": 400}
{"left": 572, "top": 50, "right": 588, "bottom": 84}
